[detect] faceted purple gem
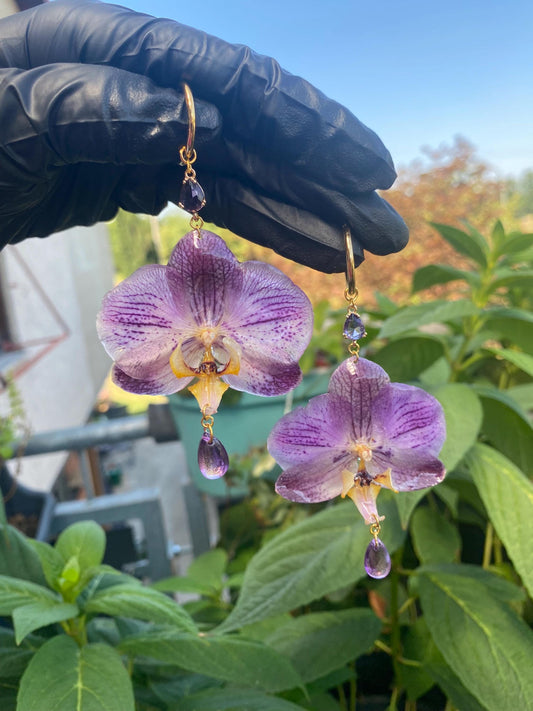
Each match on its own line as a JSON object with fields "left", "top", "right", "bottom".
{"left": 179, "top": 178, "right": 206, "bottom": 213}
{"left": 364, "top": 537, "right": 391, "bottom": 579}
{"left": 343, "top": 312, "right": 366, "bottom": 341}
{"left": 198, "top": 432, "right": 229, "bottom": 480}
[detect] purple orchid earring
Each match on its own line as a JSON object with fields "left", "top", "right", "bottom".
{"left": 97, "top": 84, "right": 313, "bottom": 480}
{"left": 268, "top": 228, "right": 446, "bottom": 579}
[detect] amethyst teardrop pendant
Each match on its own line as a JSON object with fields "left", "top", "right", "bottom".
{"left": 179, "top": 178, "right": 206, "bottom": 214}
{"left": 198, "top": 431, "right": 229, "bottom": 480}
{"left": 364, "top": 537, "right": 391, "bottom": 579}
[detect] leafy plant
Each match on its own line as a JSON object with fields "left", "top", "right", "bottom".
{"left": 0, "top": 221, "right": 532, "bottom": 711}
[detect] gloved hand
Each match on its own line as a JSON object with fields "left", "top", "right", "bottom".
{"left": 0, "top": 0, "right": 408, "bottom": 272}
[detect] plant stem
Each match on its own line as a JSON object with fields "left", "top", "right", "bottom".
{"left": 388, "top": 686, "right": 399, "bottom": 711}
{"left": 349, "top": 675, "right": 357, "bottom": 711}
{"left": 338, "top": 684, "right": 348, "bottom": 711}
{"left": 482, "top": 522, "right": 493, "bottom": 569}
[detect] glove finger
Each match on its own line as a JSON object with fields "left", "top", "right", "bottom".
{"left": 0, "top": 0, "right": 396, "bottom": 194}
{"left": 0, "top": 63, "right": 220, "bottom": 181}
{"left": 195, "top": 140, "right": 408, "bottom": 257}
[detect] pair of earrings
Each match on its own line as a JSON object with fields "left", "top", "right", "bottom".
{"left": 97, "top": 85, "right": 446, "bottom": 581}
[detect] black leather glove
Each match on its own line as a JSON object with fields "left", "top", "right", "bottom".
{"left": 0, "top": 0, "right": 408, "bottom": 273}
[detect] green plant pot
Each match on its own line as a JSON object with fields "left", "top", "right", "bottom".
{"left": 169, "top": 368, "right": 332, "bottom": 496}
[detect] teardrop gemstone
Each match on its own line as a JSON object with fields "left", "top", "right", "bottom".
{"left": 179, "top": 178, "right": 206, "bottom": 213}
{"left": 364, "top": 537, "right": 391, "bottom": 579}
{"left": 198, "top": 432, "right": 229, "bottom": 479}
{"left": 343, "top": 312, "right": 366, "bottom": 341}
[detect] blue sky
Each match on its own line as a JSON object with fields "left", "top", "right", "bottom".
{"left": 122, "top": 0, "right": 532, "bottom": 177}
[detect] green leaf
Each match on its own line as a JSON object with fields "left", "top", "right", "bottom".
{"left": 483, "top": 307, "right": 533, "bottom": 352}
{"left": 417, "top": 567, "right": 533, "bottom": 711}
{"left": 412, "top": 264, "right": 477, "bottom": 293}
{"left": 177, "top": 689, "right": 308, "bottom": 711}
{"left": 83, "top": 583, "right": 197, "bottom": 633}
{"left": 475, "top": 386, "right": 533, "bottom": 472}
{"left": 218, "top": 495, "right": 403, "bottom": 632}
{"left": 466, "top": 443, "right": 533, "bottom": 598}
{"left": 152, "top": 576, "right": 215, "bottom": 596}
{"left": 0, "top": 628, "right": 40, "bottom": 679}
{"left": 506, "top": 382, "right": 533, "bottom": 411}
{"left": 483, "top": 346, "right": 533, "bottom": 378}
{"left": 119, "top": 631, "right": 302, "bottom": 693}
{"left": 13, "top": 600, "right": 78, "bottom": 644}
{"left": 416, "top": 563, "right": 524, "bottom": 605}
{"left": 430, "top": 222, "right": 488, "bottom": 267}
{"left": 187, "top": 548, "right": 227, "bottom": 590}
{"left": 29, "top": 540, "right": 65, "bottom": 592}
{"left": 410, "top": 507, "right": 461, "bottom": 564}
{"left": 372, "top": 336, "right": 444, "bottom": 382}
{"left": 55, "top": 521, "right": 106, "bottom": 572}
{"left": 433, "top": 384, "right": 483, "bottom": 471}
{"left": 265, "top": 609, "right": 380, "bottom": 683}
{"left": 491, "top": 219, "right": 506, "bottom": 248}
{"left": 395, "top": 490, "right": 429, "bottom": 530}
{"left": 0, "top": 525, "right": 47, "bottom": 585}
{"left": 400, "top": 618, "right": 435, "bottom": 701}
{"left": 425, "top": 652, "right": 488, "bottom": 711}
{"left": 17, "top": 636, "right": 135, "bottom": 711}
{"left": 379, "top": 300, "right": 479, "bottom": 339}
{"left": 488, "top": 269, "right": 533, "bottom": 294}
{"left": 0, "top": 574, "right": 58, "bottom": 614}
{"left": 495, "top": 231, "right": 533, "bottom": 258}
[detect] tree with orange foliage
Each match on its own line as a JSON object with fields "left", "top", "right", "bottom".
{"left": 358, "top": 136, "right": 517, "bottom": 302}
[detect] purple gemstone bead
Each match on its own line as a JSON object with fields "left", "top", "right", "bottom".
{"left": 343, "top": 312, "right": 366, "bottom": 341}
{"left": 364, "top": 537, "right": 391, "bottom": 579}
{"left": 179, "top": 178, "right": 206, "bottom": 213}
{"left": 198, "top": 432, "right": 229, "bottom": 480}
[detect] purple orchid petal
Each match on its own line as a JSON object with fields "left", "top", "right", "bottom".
{"left": 97, "top": 265, "right": 191, "bottom": 379}
{"left": 275, "top": 450, "right": 352, "bottom": 503}
{"left": 225, "top": 261, "right": 313, "bottom": 363}
{"left": 167, "top": 230, "right": 243, "bottom": 327}
{"left": 328, "top": 358, "right": 390, "bottom": 442}
{"left": 372, "top": 382, "right": 446, "bottom": 456}
{"left": 112, "top": 364, "right": 192, "bottom": 396}
{"left": 268, "top": 393, "right": 353, "bottom": 468}
{"left": 223, "top": 355, "right": 303, "bottom": 398}
{"left": 369, "top": 447, "right": 446, "bottom": 491}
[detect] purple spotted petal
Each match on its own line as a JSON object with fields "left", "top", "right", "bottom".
{"left": 371, "top": 382, "right": 446, "bottom": 456}
{"left": 328, "top": 358, "right": 390, "bottom": 441}
{"left": 369, "top": 448, "right": 446, "bottom": 491}
{"left": 225, "top": 261, "right": 313, "bottom": 363}
{"left": 268, "top": 394, "right": 353, "bottom": 468}
{"left": 112, "top": 364, "right": 193, "bottom": 396}
{"left": 97, "top": 265, "right": 192, "bottom": 379}
{"left": 167, "top": 230, "right": 242, "bottom": 327}
{"left": 223, "top": 355, "right": 302, "bottom": 398}
{"left": 275, "top": 450, "right": 352, "bottom": 503}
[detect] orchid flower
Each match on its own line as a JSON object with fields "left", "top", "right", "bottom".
{"left": 268, "top": 357, "right": 446, "bottom": 527}
{"left": 97, "top": 229, "right": 313, "bottom": 415}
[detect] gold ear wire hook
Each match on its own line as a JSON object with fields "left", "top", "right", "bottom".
{"left": 181, "top": 82, "right": 196, "bottom": 161}
{"left": 343, "top": 225, "right": 358, "bottom": 303}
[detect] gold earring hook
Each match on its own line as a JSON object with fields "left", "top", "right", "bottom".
{"left": 343, "top": 225, "right": 358, "bottom": 302}
{"left": 181, "top": 82, "right": 196, "bottom": 160}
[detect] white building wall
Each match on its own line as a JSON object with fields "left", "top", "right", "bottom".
{"left": 0, "top": 225, "right": 114, "bottom": 492}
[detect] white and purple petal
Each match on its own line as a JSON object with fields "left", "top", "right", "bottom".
{"left": 328, "top": 358, "right": 390, "bottom": 442}
{"left": 275, "top": 450, "right": 352, "bottom": 503}
{"left": 167, "top": 230, "right": 243, "bottom": 327}
{"left": 97, "top": 265, "right": 191, "bottom": 378}
{"left": 223, "top": 355, "right": 303, "bottom": 399}
{"left": 268, "top": 393, "right": 353, "bottom": 468}
{"left": 368, "top": 447, "right": 446, "bottom": 491}
{"left": 371, "top": 382, "right": 446, "bottom": 456}
{"left": 224, "top": 261, "right": 313, "bottom": 363}
{"left": 112, "top": 364, "right": 192, "bottom": 396}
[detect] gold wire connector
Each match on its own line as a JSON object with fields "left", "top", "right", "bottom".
{"left": 344, "top": 225, "right": 358, "bottom": 307}
{"left": 178, "top": 82, "right": 206, "bottom": 229}
{"left": 200, "top": 412, "right": 214, "bottom": 443}
{"left": 369, "top": 515, "right": 381, "bottom": 541}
